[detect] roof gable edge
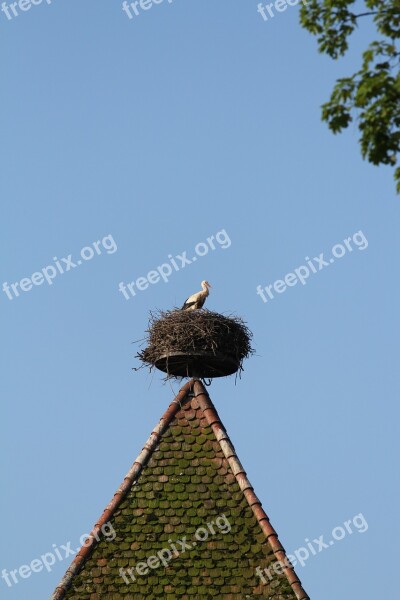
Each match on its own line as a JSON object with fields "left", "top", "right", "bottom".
{"left": 193, "top": 381, "right": 309, "bottom": 600}
{"left": 51, "top": 380, "right": 194, "bottom": 600}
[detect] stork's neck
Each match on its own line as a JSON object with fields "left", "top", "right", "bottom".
{"left": 202, "top": 283, "right": 209, "bottom": 294}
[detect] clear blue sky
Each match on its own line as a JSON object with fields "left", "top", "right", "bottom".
{"left": 1, "top": 1, "right": 399, "bottom": 599}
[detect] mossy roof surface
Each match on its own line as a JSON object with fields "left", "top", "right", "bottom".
{"left": 63, "top": 396, "right": 298, "bottom": 600}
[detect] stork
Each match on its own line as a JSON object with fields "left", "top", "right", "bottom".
{"left": 181, "top": 280, "right": 212, "bottom": 311}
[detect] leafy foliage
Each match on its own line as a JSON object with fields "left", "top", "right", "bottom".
{"left": 300, "top": 0, "right": 400, "bottom": 191}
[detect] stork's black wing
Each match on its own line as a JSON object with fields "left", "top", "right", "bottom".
{"left": 196, "top": 296, "right": 206, "bottom": 309}
{"left": 181, "top": 299, "right": 196, "bottom": 310}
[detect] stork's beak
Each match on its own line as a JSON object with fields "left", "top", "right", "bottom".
{"left": 207, "top": 282, "right": 212, "bottom": 288}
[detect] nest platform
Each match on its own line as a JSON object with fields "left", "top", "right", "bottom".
{"left": 137, "top": 309, "right": 254, "bottom": 379}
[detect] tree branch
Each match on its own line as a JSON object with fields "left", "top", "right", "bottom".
{"left": 354, "top": 11, "right": 380, "bottom": 17}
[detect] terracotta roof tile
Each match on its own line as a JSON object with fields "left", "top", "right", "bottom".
{"left": 51, "top": 380, "right": 309, "bottom": 600}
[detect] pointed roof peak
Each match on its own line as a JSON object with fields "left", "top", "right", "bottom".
{"left": 52, "top": 380, "right": 309, "bottom": 600}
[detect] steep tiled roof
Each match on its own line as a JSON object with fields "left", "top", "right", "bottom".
{"left": 52, "top": 380, "right": 309, "bottom": 600}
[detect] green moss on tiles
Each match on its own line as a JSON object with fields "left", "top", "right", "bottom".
{"left": 63, "top": 399, "right": 299, "bottom": 600}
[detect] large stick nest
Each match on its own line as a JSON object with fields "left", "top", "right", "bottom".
{"left": 136, "top": 309, "right": 254, "bottom": 379}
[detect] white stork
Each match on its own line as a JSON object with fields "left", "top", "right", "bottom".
{"left": 181, "top": 280, "right": 212, "bottom": 311}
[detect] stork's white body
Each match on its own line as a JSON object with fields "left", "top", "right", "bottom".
{"left": 182, "top": 281, "right": 211, "bottom": 311}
